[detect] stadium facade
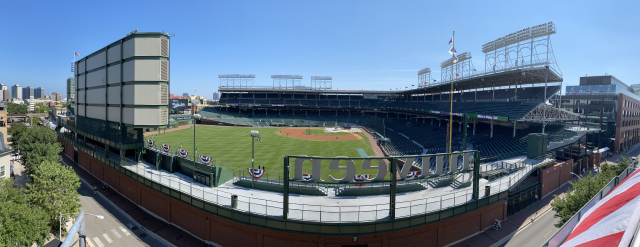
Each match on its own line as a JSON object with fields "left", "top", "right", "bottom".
{"left": 56, "top": 23, "right": 610, "bottom": 247}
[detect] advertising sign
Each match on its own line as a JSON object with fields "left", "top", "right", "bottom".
{"left": 467, "top": 113, "right": 508, "bottom": 121}
{"left": 170, "top": 99, "right": 188, "bottom": 111}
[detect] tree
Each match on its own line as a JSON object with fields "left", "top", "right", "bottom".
{"left": 35, "top": 103, "right": 49, "bottom": 114}
{"left": 27, "top": 161, "right": 81, "bottom": 231}
{"left": 18, "top": 126, "right": 61, "bottom": 175}
{"left": 8, "top": 122, "right": 28, "bottom": 149}
{"left": 6, "top": 102, "right": 28, "bottom": 114}
{"left": 0, "top": 178, "right": 50, "bottom": 246}
{"left": 550, "top": 160, "right": 629, "bottom": 227}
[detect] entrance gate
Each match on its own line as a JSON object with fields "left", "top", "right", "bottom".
{"left": 507, "top": 183, "right": 541, "bottom": 216}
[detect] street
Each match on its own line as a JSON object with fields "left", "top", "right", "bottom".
{"left": 73, "top": 175, "right": 168, "bottom": 247}
{"left": 503, "top": 208, "right": 557, "bottom": 247}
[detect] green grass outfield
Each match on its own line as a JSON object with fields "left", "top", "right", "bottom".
{"left": 150, "top": 126, "right": 387, "bottom": 181}
{"left": 303, "top": 128, "right": 351, "bottom": 136}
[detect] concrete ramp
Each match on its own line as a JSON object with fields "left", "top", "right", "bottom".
{"left": 547, "top": 127, "right": 600, "bottom": 151}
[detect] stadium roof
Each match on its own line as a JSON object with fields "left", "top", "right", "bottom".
{"left": 219, "top": 66, "right": 562, "bottom": 96}
{"left": 218, "top": 87, "right": 405, "bottom": 94}
{"left": 407, "top": 66, "right": 562, "bottom": 95}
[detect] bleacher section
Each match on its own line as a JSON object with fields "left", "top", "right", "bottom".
{"left": 219, "top": 87, "right": 556, "bottom": 120}
{"left": 200, "top": 107, "right": 576, "bottom": 163}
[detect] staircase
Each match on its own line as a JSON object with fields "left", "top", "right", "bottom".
{"left": 450, "top": 173, "right": 472, "bottom": 189}
{"left": 428, "top": 174, "right": 454, "bottom": 188}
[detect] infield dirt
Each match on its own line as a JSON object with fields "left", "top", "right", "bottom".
{"left": 278, "top": 128, "right": 363, "bottom": 141}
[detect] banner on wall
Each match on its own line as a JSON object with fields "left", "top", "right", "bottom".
{"left": 162, "top": 144, "right": 170, "bottom": 153}
{"left": 199, "top": 154, "right": 212, "bottom": 165}
{"left": 178, "top": 149, "right": 189, "bottom": 158}
{"left": 247, "top": 168, "right": 265, "bottom": 178}
{"left": 147, "top": 140, "right": 155, "bottom": 147}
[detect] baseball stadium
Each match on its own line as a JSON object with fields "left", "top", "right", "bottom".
{"left": 57, "top": 22, "right": 610, "bottom": 246}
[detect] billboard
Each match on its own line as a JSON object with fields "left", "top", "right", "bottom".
{"left": 170, "top": 99, "right": 188, "bottom": 111}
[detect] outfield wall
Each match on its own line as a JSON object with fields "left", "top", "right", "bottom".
{"left": 59, "top": 136, "right": 508, "bottom": 247}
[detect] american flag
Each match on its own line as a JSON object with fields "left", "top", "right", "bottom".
{"left": 74, "top": 52, "right": 80, "bottom": 56}
{"left": 560, "top": 168, "right": 640, "bottom": 246}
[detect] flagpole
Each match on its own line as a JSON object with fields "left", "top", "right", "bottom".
{"left": 449, "top": 31, "right": 455, "bottom": 165}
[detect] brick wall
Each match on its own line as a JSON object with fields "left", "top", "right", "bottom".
{"left": 58, "top": 137, "right": 75, "bottom": 159}
{"left": 540, "top": 160, "right": 572, "bottom": 197}
{"left": 64, "top": 140, "right": 507, "bottom": 247}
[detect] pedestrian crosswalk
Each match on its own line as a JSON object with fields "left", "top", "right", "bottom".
{"left": 102, "top": 233, "right": 113, "bottom": 243}
{"left": 120, "top": 226, "right": 131, "bottom": 236}
{"left": 85, "top": 226, "right": 134, "bottom": 246}
{"left": 111, "top": 229, "right": 122, "bottom": 238}
{"left": 93, "top": 237, "right": 105, "bottom": 247}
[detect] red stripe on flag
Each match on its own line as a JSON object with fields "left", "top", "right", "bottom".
{"left": 564, "top": 181, "right": 640, "bottom": 243}
{"left": 574, "top": 231, "right": 624, "bottom": 247}
{"left": 609, "top": 168, "right": 640, "bottom": 195}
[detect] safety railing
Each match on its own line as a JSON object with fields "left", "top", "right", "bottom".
{"left": 542, "top": 156, "right": 639, "bottom": 247}
{"left": 60, "top": 133, "right": 519, "bottom": 224}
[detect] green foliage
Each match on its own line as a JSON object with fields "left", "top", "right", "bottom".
{"left": 551, "top": 160, "right": 630, "bottom": 227}
{"left": 27, "top": 161, "right": 81, "bottom": 231}
{"left": 6, "top": 102, "right": 28, "bottom": 114}
{"left": 8, "top": 122, "right": 28, "bottom": 149}
{"left": 35, "top": 104, "right": 50, "bottom": 114}
{"left": 601, "top": 158, "right": 631, "bottom": 177}
{"left": 18, "top": 126, "right": 62, "bottom": 175}
{"left": 0, "top": 178, "right": 50, "bottom": 246}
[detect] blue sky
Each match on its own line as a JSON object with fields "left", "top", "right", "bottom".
{"left": 0, "top": 0, "right": 637, "bottom": 99}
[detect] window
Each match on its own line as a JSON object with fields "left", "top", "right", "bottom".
{"left": 0, "top": 165, "right": 4, "bottom": 177}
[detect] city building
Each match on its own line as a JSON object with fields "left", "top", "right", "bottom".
{"left": 35, "top": 87, "right": 45, "bottom": 99}
{"left": 51, "top": 93, "right": 62, "bottom": 101}
{"left": 67, "top": 77, "right": 75, "bottom": 101}
{"left": 182, "top": 92, "right": 189, "bottom": 97}
{"left": 188, "top": 95, "right": 207, "bottom": 105}
{"left": 11, "top": 84, "right": 22, "bottom": 100}
{"left": 212, "top": 92, "right": 219, "bottom": 101}
{"left": 2, "top": 91, "right": 9, "bottom": 102}
{"left": 22, "top": 86, "right": 34, "bottom": 100}
{"left": 0, "top": 84, "right": 7, "bottom": 91}
{"left": 559, "top": 75, "right": 638, "bottom": 152}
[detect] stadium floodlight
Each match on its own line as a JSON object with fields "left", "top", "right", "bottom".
{"left": 311, "top": 76, "right": 332, "bottom": 80}
{"left": 418, "top": 68, "right": 431, "bottom": 76}
{"left": 271, "top": 75, "right": 303, "bottom": 79}
{"left": 219, "top": 74, "right": 256, "bottom": 78}
{"left": 441, "top": 52, "right": 472, "bottom": 68}
{"left": 250, "top": 130, "right": 262, "bottom": 188}
{"left": 482, "top": 22, "right": 556, "bottom": 53}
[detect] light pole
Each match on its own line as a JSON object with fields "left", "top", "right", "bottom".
{"left": 250, "top": 130, "right": 261, "bottom": 188}
{"left": 570, "top": 172, "right": 583, "bottom": 180}
{"left": 192, "top": 114, "right": 200, "bottom": 168}
{"left": 59, "top": 211, "right": 104, "bottom": 243}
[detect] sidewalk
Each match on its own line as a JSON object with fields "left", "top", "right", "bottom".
{"left": 61, "top": 153, "right": 210, "bottom": 247}
{"left": 447, "top": 143, "right": 640, "bottom": 247}
{"left": 450, "top": 182, "right": 573, "bottom": 247}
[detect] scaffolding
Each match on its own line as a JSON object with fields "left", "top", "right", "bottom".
{"left": 441, "top": 52, "right": 475, "bottom": 82}
{"left": 417, "top": 68, "right": 432, "bottom": 88}
{"left": 272, "top": 75, "right": 303, "bottom": 89}
{"left": 219, "top": 74, "right": 255, "bottom": 89}
{"left": 311, "top": 76, "right": 332, "bottom": 90}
